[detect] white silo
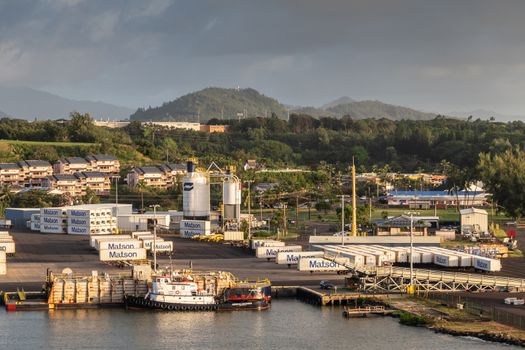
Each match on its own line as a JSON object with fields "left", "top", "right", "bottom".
{"left": 182, "top": 162, "right": 211, "bottom": 220}
{"left": 223, "top": 174, "right": 241, "bottom": 221}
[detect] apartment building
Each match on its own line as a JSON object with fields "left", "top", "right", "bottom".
{"left": 42, "top": 174, "right": 83, "bottom": 197}
{"left": 0, "top": 164, "right": 23, "bottom": 186}
{"left": 85, "top": 155, "right": 120, "bottom": 175}
{"left": 126, "top": 163, "right": 187, "bottom": 189}
{"left": 75, "top": 171, "right": 111, "bottom": 195}
{"left": 53, "top": 157, "right": 90, "bottom": 174}
{"left": 17, "top": 160, "right": 53, "bottom": 187}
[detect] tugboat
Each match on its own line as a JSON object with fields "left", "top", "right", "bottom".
{"left": 217, "top": 280, "right": 272, "bottom": 311}
{"left": 125, "top": 274, "right": 219, "bottom": 311}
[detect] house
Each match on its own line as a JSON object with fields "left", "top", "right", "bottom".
{"left": 85, "top": 155, "right": 120, "bottom": 175}
{"left": 375, "top": 215, "right": 439, "bottom": 236}
{"left": 54, "top": 157, "right": 90, "bottom": 174}
{"left": 75, "top": 171, "right": 111, "bottom": 195}
{"left": 0, "top": 163, "right": 22, "bottom": 186}
{"left": 126, "top": 167, "right": 168, "bottom": 188}
{"left": 243, "top": 159, "right": 258, "bottom": 171}
{"left": 17, "top": 160, "right": 53, "bottom": 187}
{"left": 199, "top": 124, "right": 229, "bottom": 133}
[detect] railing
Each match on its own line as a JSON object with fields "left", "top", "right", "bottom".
{"left": 425, "top": 292, "right": 525, "bottom": 330}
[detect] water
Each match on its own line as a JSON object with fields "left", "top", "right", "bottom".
{"left": 0, "top": 300, "right": 517, "bottom": 350}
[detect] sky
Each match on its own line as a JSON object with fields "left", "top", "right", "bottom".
{"left": 1, "top": 0, "right": 525, "bottom": 115}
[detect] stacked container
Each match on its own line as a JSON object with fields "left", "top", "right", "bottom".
{"left": 179, "top": 219, "right": 211, "bottom": 238}
{"left": 30, "top": 214, "right": 41, "bottom": 231}
{"left": 40, "top": 207, "right": 68, "bottom": 234}
{"left": 0, "top": 250, "right": 6, "bottom": 275}
{"left": 67, "top": 207, "right": 117, "bottom": 235}
{"left": 0, "top": 231, "right": 16, "bottom": 255}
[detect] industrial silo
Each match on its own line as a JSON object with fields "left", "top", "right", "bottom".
{"left": 182, "top": 161, "right": 211, "bottom": 220}
{"left": 223, "top": 174, "right": 241, "bottom": 221}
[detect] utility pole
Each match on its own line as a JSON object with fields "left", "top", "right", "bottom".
{"left": 369, "top": 197, "right": 372, "bottom": 222}
{"left": 112, "top": 175, "right": 121, "bottom": 220}
{"left": 296, "top": 196, "right": 299, "bottom": 228}
{"left": 410, "top": 212, "right": 414, "bottom": 290}
{"left": 245, "top": 180, "right": 254, "bottom": 240}
{"left": 351, "top": 157, "right": 357, "bottom": 237}
{"left": 283, "top": 203, "right": 287, "bottom": 237}
{"left": 341, "top": 194, "right": 345, "bottom": 246}
{"left": 149, "top": 204, "right": 160, "bottom": 272}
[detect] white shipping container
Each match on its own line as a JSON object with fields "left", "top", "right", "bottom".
{"left": 256, "top": 245, "right": 302, "bottom": 259}
{"left": 40, "top": 224, "right": 67, "bottom": 234}
{"left": 30, "top": 222, "right": 41, "bottom": 231}
{"left": 41, "top": 216, "right": 66, "bottom": 225}
{"left": 144, "top": 240, "right": 173, "bottom": 253}
{"left": 180, "top": 229, "right": 210, "bottom": 238}
{"left": 93, "top": 235, "right": 133, "bottom": 250}
{"left": 473, "top": 256, "right": 502, "bottom": 272}
{"left": 224, "top": 231, "right": 244, "bottom": 241}
{"left": 180, "top": 219, "right": 211, "bottom": 232}
{"left": 276, "top": 251, "right": 324, "bottom": 265}
{"left": 0, "top": 262, "right": 6, "bottom": 275}
{"left": 67, "top": 226, "right": 92, "bottom": 235}
{"left": 260, "top": 241, "right": 286, "bottom": 248}
{"left": 250, "top": 239, "right": 275, "bottom": 250}
{"left": 141, "top": 239, "right": 167, "bottom": 250}
{"left": 131, "top": 231, "right": 152, "bottom": 238}
{"left": 414, "top": 249, "right": 433, "bottom": 264}
{"left": 434, "top": 253, "right": 459, "bottom": 267}
{"left": 322, "top": 247, "right": 366, "bottom": 267}
{"left": 98, "top": 240, "right": 143, "bottom": 250}
{"left": 0, "top": 240, "right": 15, "bottom": 254}
{"left": 40, "top": 208, "right": 67, "bottom": 217}
{"left": 298, "top": 258, "right": 347, "bottom": 272}
{"left": 0, "top": 250, "right": 6, "bottom": 262}
{"left": 99, "top": 248, "right": 147, "bottom": 261}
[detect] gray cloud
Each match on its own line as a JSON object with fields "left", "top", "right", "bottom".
{"left": 0, "top": 0, "right": 525, "bottom": 115}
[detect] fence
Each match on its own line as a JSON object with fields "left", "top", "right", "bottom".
{"left": 424, "top": 292, "right": 525, "bottom": 330}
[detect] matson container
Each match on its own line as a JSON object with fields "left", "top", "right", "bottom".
{"left": 67, "top": 226, "right": 92, "bottom": 235}
{"left": 256, "top": 245, "right": 302, "bottom": 259}
{"left": 40, "top": 224, "right": 67, "bottom": 234}
{"left": 131, "top": 231, "right": 152, "bottom": 239}
{"left": 180, "top": 229, "right": 208, "bottom": 238}
{"left": 473, "top": 256, "right": 502, "bottom": 272}
{"left": 276, "top": 251, "right": 324, "bottom": 265}
{"left": 98, "top": 240, "right": 143, "bottom": 250}
{"left": 224, "top": 231, "right": 244, "bottom": 241}
{"left": 92, "top": 235, "right": 133, "bottom": 250}
{"left": 144, "top": 241, "right": 173, "bottom": 253}
{"left": 0, "top": 262, "right": 6, "bottom": 275}
{"left": 434, "top": 253, "right": 459, "bottom": 267}
{"left": 298, "top": 258, "right": 347, "bottom": 272}
{"left": 0, "top": 240, "right": 16, "bottom": 254}
{"left": 30, "top": 222, "right": 41, "bottom": 231}
{"left": 40, "top": 207, "right": 68, "bottom": 217}
{"left": 99, "top": 248, "right": 147, "bottom": 261}
{"left": 180, "top": 220, "right": 211, "bottom": 232}
{"left": 0, "top": 250, "right": 6, "bottom": 262}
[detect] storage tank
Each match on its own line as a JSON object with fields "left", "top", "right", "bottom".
{"left": 182, "top": 161, "right": 210, "bottom": 220}
{"left": 223, "top": 174, "right": 241, "bottom": 221}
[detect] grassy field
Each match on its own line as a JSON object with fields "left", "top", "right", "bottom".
{"left": 0, "top": 139, "right": 97, "bottom": 147}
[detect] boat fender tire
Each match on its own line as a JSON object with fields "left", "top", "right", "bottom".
{"left": 188, "top": 306, "right": 194, "bottom": 311}
{"left": 199, "top": 306, "right": 205, "bottom": 311}
{"left": 161, "top": 304, "right": 168, "bottom": 310}
{"left": 168, "top": 305, "right": 174, "bottom": 311}
{"left": 181, "top": 306, "right": 187, "bottom": 311}
{"left": 173, "top": 305, "right": 180, "bottom": 311}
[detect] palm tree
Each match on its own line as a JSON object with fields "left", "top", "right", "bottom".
{"left": 0, "top": 185, "right": 12, "bottom": 217}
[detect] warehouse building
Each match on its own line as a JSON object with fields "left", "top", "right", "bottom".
{"left": 386, "top": 190, "right": 488, "bottom": 208}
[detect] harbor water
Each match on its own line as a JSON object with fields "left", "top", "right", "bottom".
{"left": 0, "top": 299, "right": 519, "bottom": 349}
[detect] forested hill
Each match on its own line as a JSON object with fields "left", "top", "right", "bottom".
{"left": 327, "top": 100, "right": 436, "bottom": 120}
{"left": 130, "top": 87, "right": 288, "bottom": 122}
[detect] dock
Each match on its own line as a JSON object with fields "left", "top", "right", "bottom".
{"left": 295, "top": 286, "right": 399, "bottom": 306}
{"left": 342, "top": 305, "right": 394, "bottom": 317}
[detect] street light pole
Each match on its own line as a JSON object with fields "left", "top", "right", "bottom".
{"left": 245, "top": 180, "right": 254, "bottom": 240}
{"left": 410, "top": 212, "right": 414, "bottom": 288}
{"left": 341, "top": 194, "right": 345, "bottom": 246}
{"left": 149, "top": 204, "right": 160, "bottom": 272}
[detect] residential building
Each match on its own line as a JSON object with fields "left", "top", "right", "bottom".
{"left": 159, "top": 163, "right": 186, "bottom": 187}
{"left": 85, "top": 155, "right": 120, "bottom": 175}
{"left": 54, "top": 157, "right": 90, "bottom": 174}
{"left": 243, "top": 159, "right": 258, "bottom": 171}
{"left": 42, "top": 174, "right": 82, "bottom": 197}
{"left": 75, "top": 171, "right": 111, "bottom": 195}
{"left": 126, "top": 167, "right": 168, "bottom": 188}
{"left": 199, "top": 124, "right": 229, "bottom": 133}
{"left": 17, "top": 160, "right": 53, "bottom": 187}
{"left": 0, "top": 163, "right": 22, "bottom": 186}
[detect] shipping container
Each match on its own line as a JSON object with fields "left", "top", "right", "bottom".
{"left": 473, "top": 256, "right": 501, "bottom": 272}
{"left": 118, "top": 214, "right": 170, "bottom": 232}
{"left": 260, "top": 241, "right": 286, "bottom": 248}
{"left": 40, "top": 224, "right": 67, "bottom": 234}
{"left": 98, "top": 239, "right": 143, "bottom": 250}
{"left": 5, "top": 208, "right": 40, "bottom": 229}
{"left": 99, "top": 248, "right": 147, "bottom": 261}
{"left": 0, "top": 240, "right": 16, "bottom": 254}
{"left": 276, "top": 251, "right": 324, "bottom": 265}
{"left": 40, "top": 207, "right": 68, "bottom": 217}
{"left": 433, "top": 253, "right": 460, "bottom": 267}
{"left": 40, "top": 216, "right": 67, "bottom": 225}
{"left": 67, "top": 226, "right": 93, "bottom": 235}
{"left": 180, "top": 219, "right": 211, "bottom": 232}
{"left": 180, "top": 229, "right": 209, "bottom": 238}
{"left": 322, "top": 246, "right": 366, "bottom": 266}
{"left": 223, "top": 231, "right": 244, "bottom": 241}
{"left": 30, "top": 222, "right": 41, "bottom": 231}
{"left": 256, "top": 245, "right": 302, "bottom": 259}
{"left": 92, "top": 235, "right": 133, "bottom": 250}
{"left": 144, "top": 240, "right": 173, "bottom": 253}
{"left": 297, "top": 257, "right": 347, "bottom": 272}
{"left": 0, "top": 250, "right": 6, "bottom": 262}
{"left": 0, "top": 262, "right": 6, "bottom": 275}
{"left": 131, "top": 231, "right": 152, "bottom": 238}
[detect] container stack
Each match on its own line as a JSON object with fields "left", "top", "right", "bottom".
{"left": 30, "top": 214, "right": 41, "bottom": 231}
{"left": 179, "top": 219, "right": 211, "bottom": 238}
{"left": 0, "top": 250, "right": 6, "bottom": 275}
{"left": 67, "top": 207, "right": 116, "bottom": 235}
{"left": 39, "top": 207, "right": 68, "bottom": 234}
{"left": 0, "top": 231, "right": 15, "bottom": 256}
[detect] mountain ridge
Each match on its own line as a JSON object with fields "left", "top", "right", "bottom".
{"left": 0, "top": 86, "right": 134, "bottom": 120}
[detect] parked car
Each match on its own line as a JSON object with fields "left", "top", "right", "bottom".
{"left": 320, "top": 280, "right": 335, "bottom": 290}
